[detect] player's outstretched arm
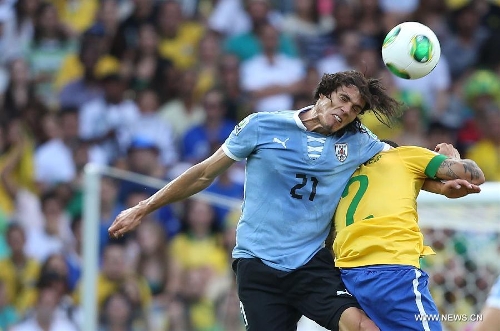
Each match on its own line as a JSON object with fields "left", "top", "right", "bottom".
{"left": 433, "top": 143, "right": 485, "bottom": 185}
{"left": 435, "top": 158, "right": 485, "bottom": 185}
{"left": 108, "top": 147, "right": 236, "bottom": 238}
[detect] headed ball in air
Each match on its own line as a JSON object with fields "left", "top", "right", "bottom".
{"left": 382, "top": 21, "right": 441, "bottom": 80}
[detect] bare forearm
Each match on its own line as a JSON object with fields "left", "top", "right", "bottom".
{"left": 141, "top": 164, "right": 215, "bottom": 213}
{"left": 141, "top": 148, "right": 235, "bottom": 214}
{"left": 437, "top": 158, "right": 485, "bottom": 185}
{"left": 422, "top": 179, "right": 442, "bottom": 194}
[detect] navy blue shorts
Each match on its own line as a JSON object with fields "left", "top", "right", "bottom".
{"left": 233, "top": 248, "right": 361, "bottom": 331}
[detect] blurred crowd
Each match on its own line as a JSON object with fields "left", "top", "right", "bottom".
{"left": 0, "top": 0, "right": 500, "bottom": 330}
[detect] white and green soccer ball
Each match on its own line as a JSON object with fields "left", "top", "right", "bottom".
{"left": 382, "top": 21, "right": 441, "bottom": 80}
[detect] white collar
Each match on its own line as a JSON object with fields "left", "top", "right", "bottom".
{"left": 293, "top": 105, "right": 314, "bottom": 131}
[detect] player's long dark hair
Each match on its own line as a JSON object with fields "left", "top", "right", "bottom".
{"left": 313, "top": 70, "right": 402, "bottom": 135}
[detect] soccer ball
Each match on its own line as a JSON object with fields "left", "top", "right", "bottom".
{"left": 382, "top": 22, "right": 441, "bottom": 80}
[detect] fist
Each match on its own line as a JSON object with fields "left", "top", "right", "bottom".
{"left": 434, "top": 143, "right": 460, "bottom": 159}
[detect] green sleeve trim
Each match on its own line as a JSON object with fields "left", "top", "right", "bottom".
{"left": 425, "top": 154, "right": 448, "bottom": 178}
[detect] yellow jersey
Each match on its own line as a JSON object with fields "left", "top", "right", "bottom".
{"left": 333, "top": 146, "right": 447, "bottom": 268}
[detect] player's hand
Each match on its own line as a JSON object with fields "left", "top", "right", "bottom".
{"left": 434, "top": 143, "right": 460, "bottom": 158}
{"left": 108, "top": 204, "right": 147, "bottom": 238}
{"left": 441, "top": 179, "right": 481, "bottom": 199}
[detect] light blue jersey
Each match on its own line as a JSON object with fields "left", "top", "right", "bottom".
{"left": 222, "top": 108, "right": 385, "bottom": 271}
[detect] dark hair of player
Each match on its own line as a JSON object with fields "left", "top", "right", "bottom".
{"left": 313, "top": 70, "right": 402, "bottom": 135}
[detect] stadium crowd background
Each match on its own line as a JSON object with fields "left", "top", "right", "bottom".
{"left": 0, "top": 0, "right": 499, "bottom": 330}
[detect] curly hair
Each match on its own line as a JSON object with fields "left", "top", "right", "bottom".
{"left": 313, "top": 70, "right": 402, "bottom": 135}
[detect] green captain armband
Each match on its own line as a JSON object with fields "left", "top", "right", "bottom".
{"left": 424, "top": 154, "right": 448, "bottom": 178}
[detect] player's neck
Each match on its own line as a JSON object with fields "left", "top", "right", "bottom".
{"left": 299, "top": 107, "right": 330, "bottom": 135}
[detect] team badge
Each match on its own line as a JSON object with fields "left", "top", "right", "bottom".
{"left": 335, "top": 143, "right": 348, "bottom": 162}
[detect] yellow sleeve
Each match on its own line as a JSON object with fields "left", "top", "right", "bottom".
{"left": 396, "top": 146, "right": 448, "bottom": 179}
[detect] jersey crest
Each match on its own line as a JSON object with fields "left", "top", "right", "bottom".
{"left": 233, "top": 114, "right": 256, "bottom": 135}
{"left": 335, "top": 143, "right": 348, "bottom": 162}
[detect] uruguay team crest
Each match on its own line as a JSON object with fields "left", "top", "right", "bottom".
{"left": 335, "top": 143, "right": 348, "bottom": 162}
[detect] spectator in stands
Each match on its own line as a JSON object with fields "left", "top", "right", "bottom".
{"left": 58, "top": 108, "right": 108, "bottom": 177}
{"left": 316, "top": 29, "right": 361, "bottom": 76}
{"left": 58, "top": 33, "right": 105, "bottom": 109}
{"left": 240, "top": 22, "right": 305, "bottom": 112}
{"left": 458, "top": 69, "right": 500, "bottom": 152}
{"left": 393, "top": 54, "right": 452, "bottom": 122}
{"left": 62, "top": 215, "right": 82, "bottom": 292}
{"left": 0, "top": 118, "right": 35, "bottom": 220}
{"left": 120, "top": 23, "right": 173, "bottom": 93}
{"left": 34, "top": 112, "right": 76, "bottom": 190}
{"left": 425, "top": 120, "right": 459, "bottom": 153}
{"left": 223, "top": 0, "right": 297, "bottom": 61}
{"left": 169, "top": 199, "right": 228, "bottom": 297}
{"left": 410, "top": 0, "right": 450, "bottom": 41}
{"left": 78, "top": 72, "right": 140, "bottom": 164}
{"left": 50, "top": 0, "right": 98, "bottom": 36}
{"left": 181, "top": 88, "right": 235, "bottom": 164}
{"left": 214, "top": 280, "right": 245, "bottom": 331}
{"left": 442, "top": 1, "right": 489, "bottom": 80}
{"left": 26, "top": 2, "right": 76, "bottom": 108}
{"left": 93, "top": 0, "right": 120, "bottom": 56}
{"left": 0, "top": 279, "right": 18, "bottom": 329}
{"left": 117, "top": 139, "right": 163, "bottom": 200}
{"left": 156, "top": 0, "right": 205, "bottom": 70}
{"left": 1, "top": 58, "right": 37, "bottom": 120}
{"left": 159, "top": 69, "right": 206, "bottom": 140}
{"left": 392, "top": 91, "right": 429, "bottom": 147}
{"left": 11, "top": 279, "right": 78, "bottom": 331}
{"left": 73, "top": 244, "right": 151, "bottom": 312}
{"left": 25, "top": 191, "right": 73, "bottom": 262}
{"left": 111, "top": 0, "right": 157, "bottom": 59}
{"left": 98, "top": 291, "right": 137, "bottom": 331}
{"left": 0, "top": 223, "right": 40, "bottom": 316}
{"left": 11, "top": 0, "right": 39, "bottom": 58}
{"left": 355, "top": 0, "right": 386, "bottom": 44}
{"left": 134, "top": 221, "right": 169, "bottom": 301}
{"left": 208, "top": 0, "right": 258, "bottom": 37}
{"left": 123, "top": 89, "right": 178, "bottom": 170}
{"left": 53, "top": 24, "right": 120, "bottom": 93}
{"left": 96, "top": 177, "right": 124, "bottom": 252}
{"left": 38, "top": 256, "right": 81, "bottom": 327}
{"left": 280, "top": 0, "right": 335, "bottom": 65}
{"left": 193, "top": 32, "right": 223, "bottom": 100}
{"left": 331, "top": 0, "right": 357, "bottom": 39}
{"left": 175, "top": 266, "right": 220, "bottom": 331}
{"left": 466, "top": 106, "right": 500, "bottom": 181}
{"left": 218, "top": 53, "right": 250, "bottom": 122}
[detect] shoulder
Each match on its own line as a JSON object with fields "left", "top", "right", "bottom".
{"left": 395, "top": 146, "right": 437, "bottom": 156}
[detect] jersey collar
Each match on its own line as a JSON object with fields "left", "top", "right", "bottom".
{"left": 294, "top": 105, "right": 314, "bottom": 131}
